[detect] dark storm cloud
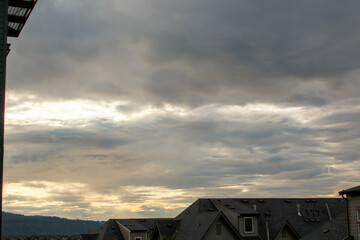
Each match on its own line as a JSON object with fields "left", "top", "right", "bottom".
{"left": 317, "top": 112, "right": 360, "bottom": 125}
{"left": 145, "top": 0, "right": 360, "bottom": 77}
{"left": 167, "top": 117, "right": 317, "bottom": 152}
{"left": 288, "top": 94, "right": 328, "bottom": 106}
{"left": 6, "top": 128, "right": 131, "bottom": 149}
{"left": 7, "top": 0, "right": 360, "bottom": 108}
{"left": 190, "top": 155, "right": 322, "bottom": 179}
{"left": 308, "top": 111, "right": 360, "bottom": 162}
{"left": 7, "top": 0, "right": 124, "bottom": 98}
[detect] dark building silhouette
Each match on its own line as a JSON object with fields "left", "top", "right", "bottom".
{"left": 82, "top": 192, "right": 358, "bottom": 240}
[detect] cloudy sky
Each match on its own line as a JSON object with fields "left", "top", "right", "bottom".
{"left": 3, "top": 0, "right": 360, "bottom": 220}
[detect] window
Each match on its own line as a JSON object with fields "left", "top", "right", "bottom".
{"left": 244, "top": 217, "right": 254, "bottom": 233}
{"left": 216, "top": 223, "right": 222, "bottom": 235}
{"left": 357, "top": 210, "right": 360, "bottom": 221}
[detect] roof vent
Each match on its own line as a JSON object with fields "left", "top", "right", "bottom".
{"left": 242, "top": 199, "right": 248, "bottom": 203}
{"left": 323, "top": 229, "right": 329, "bottom": 233}
{"left": 140, "top": 219, "right": 145, "bottom": 222}
{"left": 285, "top": 199, "right": 291, "bottom": 203}
{"left": 304, "top": 219, "right": 309, "bottom": 222}
{"left": 258, "top": 199, "right": 265, "bottom": 203}
{"left": 297, "top": 204, "right": 302, "bottom": 217}
{"left": 253, "top": 204, "right": 257, "bottom": 211}
{"left": 208, "top": 208, "right": 215, "bottom": 212}
{"left": 311, "top": 199, "right": 316, "bottom": 203}
{"left": 316, "top": 219, "right": 320, "bottom": 222}
{"left": 167, "top": 223, "right": 173, "bottom": 228}
{"left": 306, "top": 199, "right": 310, "bottom": 203}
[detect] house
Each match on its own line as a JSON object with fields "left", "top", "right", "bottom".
{"left": 81, "top": 218, "right": 172, "bottom": 240}
{"left": 164, "top": 198, "right": 346, "bottom": 240}
{"left": 81, "top": 212, "right": 242, "bottom": 240}
{"left": 162, "top": 199, "right": 243, "bottom": 240}
{"left": 339, "top": 185, "right": 360, "bottom": 240}
{"left": 83, "top": 186, "right": 360, "bottom": 240}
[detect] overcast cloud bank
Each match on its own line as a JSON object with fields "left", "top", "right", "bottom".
{"left": 3, "top": 0, "right": 360, "bottom": 220}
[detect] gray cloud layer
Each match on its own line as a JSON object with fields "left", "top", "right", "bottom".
{"left": 3, "top": 0, "right": 360, "bottom": 220}
{"left": 8, "top": 0, "right": 360, "bottom": 106}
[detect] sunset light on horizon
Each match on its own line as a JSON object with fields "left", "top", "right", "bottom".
{"left": 3, "top": 0, "right": 360, "bottom": 221}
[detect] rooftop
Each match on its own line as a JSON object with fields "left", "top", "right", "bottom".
{"left": 7, "top": 0, "right": 37, "bottom": 38}
{"left": 339, "top": 185, "right": 360, "bottom": 195}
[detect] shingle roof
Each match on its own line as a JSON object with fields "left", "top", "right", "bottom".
{"left": 241, "top": 237, "right": 262, "bottom": 240}
{"left": 339, "top": 185, "right": 360, "bottom": 195}
{"left": 273, "top": 220, "right": 300, "bottom": 240}
{"left": 215, "top": 198, "right": 345, "bottom": 240}
{"left": 117, "top": 218, "right": 173, "bottom": 239}
{"left": 175, "top": 200, "right": 220, "bottom": 239}
{"left": 211, "top": 199, "right": 260, "bottom": 215}
{"left": 116, "top": 219, "right": 148, "bottom": 231}
{"left": 89, "top": 197, "right": 346, "bottom": 240}
{"left": 153, "top": 219, "right": 180, "bottom": 239}
{"left": 96, "top": 219, "right": 124, "bottom": 240}
{"left": 95, "top": 218, "right": 172, "bottom": 240}
{"left": 202, "top": 212, "right": 244, "bottom": 239}
{"left": 175, "top": 199, "right": 243, "bottom": 240}
{"left": 299, "top": 212, "right": 347, "bottom": 240}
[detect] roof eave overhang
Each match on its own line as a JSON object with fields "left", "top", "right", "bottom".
{"left": 339, "top": 190, "right": 360, "bottom": 196}
{"left": 7, "top": 0, "right": 38, "bottom": 38}
{"left": 239, "top": 213, "right": 261, "bottom": 216}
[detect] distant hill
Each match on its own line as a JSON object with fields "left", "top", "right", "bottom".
{"left": 2, "top": 212, "right": 104, "bottom": 237}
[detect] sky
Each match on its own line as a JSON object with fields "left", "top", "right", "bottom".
{"left": 3, "top": 0, "right": 360, "bottom": 221}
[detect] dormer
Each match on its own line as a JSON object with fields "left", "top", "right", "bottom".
{"left": 238, "top": 214, "right": 259, "bottom": 237}
{"left": 116, "top": 220, "right": 148, "bottom": 240}
{"left": 273, "top": 220, "right": 300, "bottom": 240}
{"left": 210, "top": 199, "right": 260, "bottom": 237}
